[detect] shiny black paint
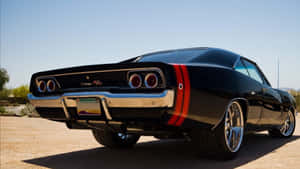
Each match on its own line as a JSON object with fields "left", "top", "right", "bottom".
{"left": 181, "top": 57, "right": 296, "bottom": 131}
{"left": 30, "top": 47, "right": 297, "bottom": 133}
{"left": 29, "top": 62, "right": 177, "bottom": 96}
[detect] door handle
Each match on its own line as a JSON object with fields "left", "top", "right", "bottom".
{"left": 262, "top": 88, "right": 267, "bottom": 93}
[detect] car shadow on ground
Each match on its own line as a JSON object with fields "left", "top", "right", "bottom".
{"left": 24, "top": 133, "right": 299, "bottom": 169}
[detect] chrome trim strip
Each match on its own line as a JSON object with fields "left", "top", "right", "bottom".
{"left": 77, "top": 120, "right": 88, "bottom": 123}
{"left": 39, "top": 67, "right": 163, "bottom": 78}
{"left": 101, "top": 98, "right": 112, "bottom": 120}
{"left": 61, "top": 98, "right": 70, "bottom": 119}
{"left": 28, "top": 89, "right": 174, "bottom": 109}
{"left": 127, "top": 128, "right": 144, "bottom": 131}
{"left": 77, "top": 120, "right": 122, "bottom": 125}
{"left": 62, "top": 90, "right": 171, "bottom": 98}
{"left": 232, "top": 56, "right": 241, "bottom": 69}
{"left": 35, "top": 67, "right": 165, "bottom": 88}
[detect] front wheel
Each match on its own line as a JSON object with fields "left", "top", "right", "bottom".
{"left": 92, "top": 128, "right": 140, "bottom": 148}
{"left": 269, "top": 110, "right": 296, "bottom": 138}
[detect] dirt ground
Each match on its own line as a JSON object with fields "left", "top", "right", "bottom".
{"left": 0, "top": 116, "right": 300, "bottom": 169}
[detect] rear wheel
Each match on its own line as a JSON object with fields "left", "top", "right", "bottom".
{"left": 269, "top": 110, "right": 295, "bottom": 138}
{"left": 191, "top": 101, "right": 245, "bottom": 160}
{"left": 92, "top": 128, "right": 140, "bottom": 148}
{"left": 216, "top": 101, "right": 244, "bottom": 159}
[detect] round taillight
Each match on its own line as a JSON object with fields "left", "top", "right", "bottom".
{"left": 38, "top": 80, "right": 46, "bottom": 93}
{"left": 47, "top": 80, "right": 56, "bottom": 92}
{"left": 145, "top": 73, "right": 158, "bottom": 88}
{"left": 129, "top": 74, "right": 142, "bottom": 88}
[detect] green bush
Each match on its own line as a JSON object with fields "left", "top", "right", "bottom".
{"left": 0, "top": 106, "right": 6, "bottom": 114}
{"left": 0, "top": 85, "right": 29, "bottom": 105}
{"left": 21, "top": 104, "right": 39, "bottom": 117}
{"left": 12, "top": 85, "right": 29, "bottom": 99}
{"left": 0, "top": 106, "right": 15, "bottom": 116}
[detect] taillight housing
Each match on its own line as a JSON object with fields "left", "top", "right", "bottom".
{"left": 145, "top": 73, "right": 158, "bottom": 88}
{"left": 36, "top": 78, "right": 59, "bottom": 93}
{"left": 47, "top": 80, "right": 56, "bottom": 92}
{"left": 129, "top": 74, "right": 142, "bottom": 88}
{"left": 38, "top": 80, "right": 46, "bottom": 93}
{"left": 127, "top": 69, "right": 165, "bottom": 89}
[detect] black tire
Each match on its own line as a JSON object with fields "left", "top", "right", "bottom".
{"left": 191, "top": 101, "right": 245, "bottom": 160}
{"left": 92, "top": 128, "right": 140, "bottom": 148}
{"left": 268, "top": 110, "right": 296, "bottom": 138}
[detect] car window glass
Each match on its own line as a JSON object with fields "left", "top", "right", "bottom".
{"left": 235, "top": 60, "right": 249, "bottom": 76}
{"left": 243, "top": 60, "right": 264, "bottom": 84}
{"left": 137, "top": 49, "right": 237, "bottom": 67}
{"left": 138, "top": 49, "right": 206, "bottom": 63}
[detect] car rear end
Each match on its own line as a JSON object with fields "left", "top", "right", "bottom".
{"left": 28, "top": 62, "right": 188, "bottom": 134}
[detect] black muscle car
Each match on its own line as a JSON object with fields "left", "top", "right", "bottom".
{"left": 28, "top": 47, "right": 297, "bottom": 159}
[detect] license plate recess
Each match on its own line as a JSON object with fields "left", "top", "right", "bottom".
{"left": 76, "top": 98, "right": 101, "bottom": 116}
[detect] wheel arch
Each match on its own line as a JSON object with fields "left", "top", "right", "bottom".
{"left": 237, "top": 98, "right": 249, "bottom": 124}
{"left": 290, "top": 106, "right": 297, "bottom": 117}
{"left": 211, "top": 97, "right": 249, "bottom": 131}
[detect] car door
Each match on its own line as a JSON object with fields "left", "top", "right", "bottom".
{"left": 260, "top": 84, "right": 284, "bottom": 125}
{"left": 235, "top": 59, "right": 263, "bottom": 126}
{"left": 242, "top": 59, "right": 283, "bottom": 126}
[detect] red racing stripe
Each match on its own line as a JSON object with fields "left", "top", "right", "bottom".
{"left": 167, "top": 64, "right": 184, "bottom": 125}
{"left": 175, "top": 65, "right": 190, "bottom": 126}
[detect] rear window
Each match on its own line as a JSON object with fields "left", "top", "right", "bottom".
{"left": 137, "top": 48, "right": 237, "bottom": 67}
{"left": 138, "top": 49, "right": 207, "bottom": 63}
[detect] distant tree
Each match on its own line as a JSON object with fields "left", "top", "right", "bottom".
{"left": 12, "top": 85, "right": 29, "bottom": 98}
{"left": 296, "top": 95, "right": 300, "bottom": 112}
{"left": 0, "top": 88, "right": 11, "bottom": 99}
{"left": 0, "top": 68, "right": 9, "bottom": 91}
{"left": 289, "top": 89, "right": 297, "bottom": 96}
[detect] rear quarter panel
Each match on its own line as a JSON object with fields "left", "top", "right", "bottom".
{"left": 183, "top": 64, "right": 263, "bottom": 129}
{"left": 275, "top": 89, "right": 297, "bottom": 113}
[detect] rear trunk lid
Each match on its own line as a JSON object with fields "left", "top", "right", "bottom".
{"left": 30, "top": 62, "right": 176, "bottom": 96}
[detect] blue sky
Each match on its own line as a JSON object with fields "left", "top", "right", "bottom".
{"left": 1, "top": 0, "right": 300, "bottom": 89}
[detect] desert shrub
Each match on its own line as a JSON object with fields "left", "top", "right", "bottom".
{"left": 0, "top": 106, "right": 6, "bottom": 114}
{"left": 0, "top": 106, "right": 15, "bottom": 116}
{"left": 21, "top": 103, "right": 39, "bottom": 117}
{"left": 12, "top": 85, "right": 29, "bottom": 99}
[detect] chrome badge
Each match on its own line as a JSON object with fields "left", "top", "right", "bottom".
{"left": 92, "top": 80, "right": 103, "bottom": 86}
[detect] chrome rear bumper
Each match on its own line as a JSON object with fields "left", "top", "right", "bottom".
{"left": 29, "top": 90, "right": 174, "bottom": 111}
{"left": 29, "top": 90, "right": 174, "bottom": 120}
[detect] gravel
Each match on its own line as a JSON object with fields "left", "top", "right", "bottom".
{"left": 1, "top": 116, "right": 300, "bottom": 169}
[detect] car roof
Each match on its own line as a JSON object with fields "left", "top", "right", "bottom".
{"left": 139, "top": 47, "right": 243, "bottom": 68}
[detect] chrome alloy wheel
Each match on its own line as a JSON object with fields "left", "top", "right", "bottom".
{"left": 224, "top": 101, "right": 244, "bottom": 153}
{"left": 280, "top": 110, "right": 295, "bottom": 136}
